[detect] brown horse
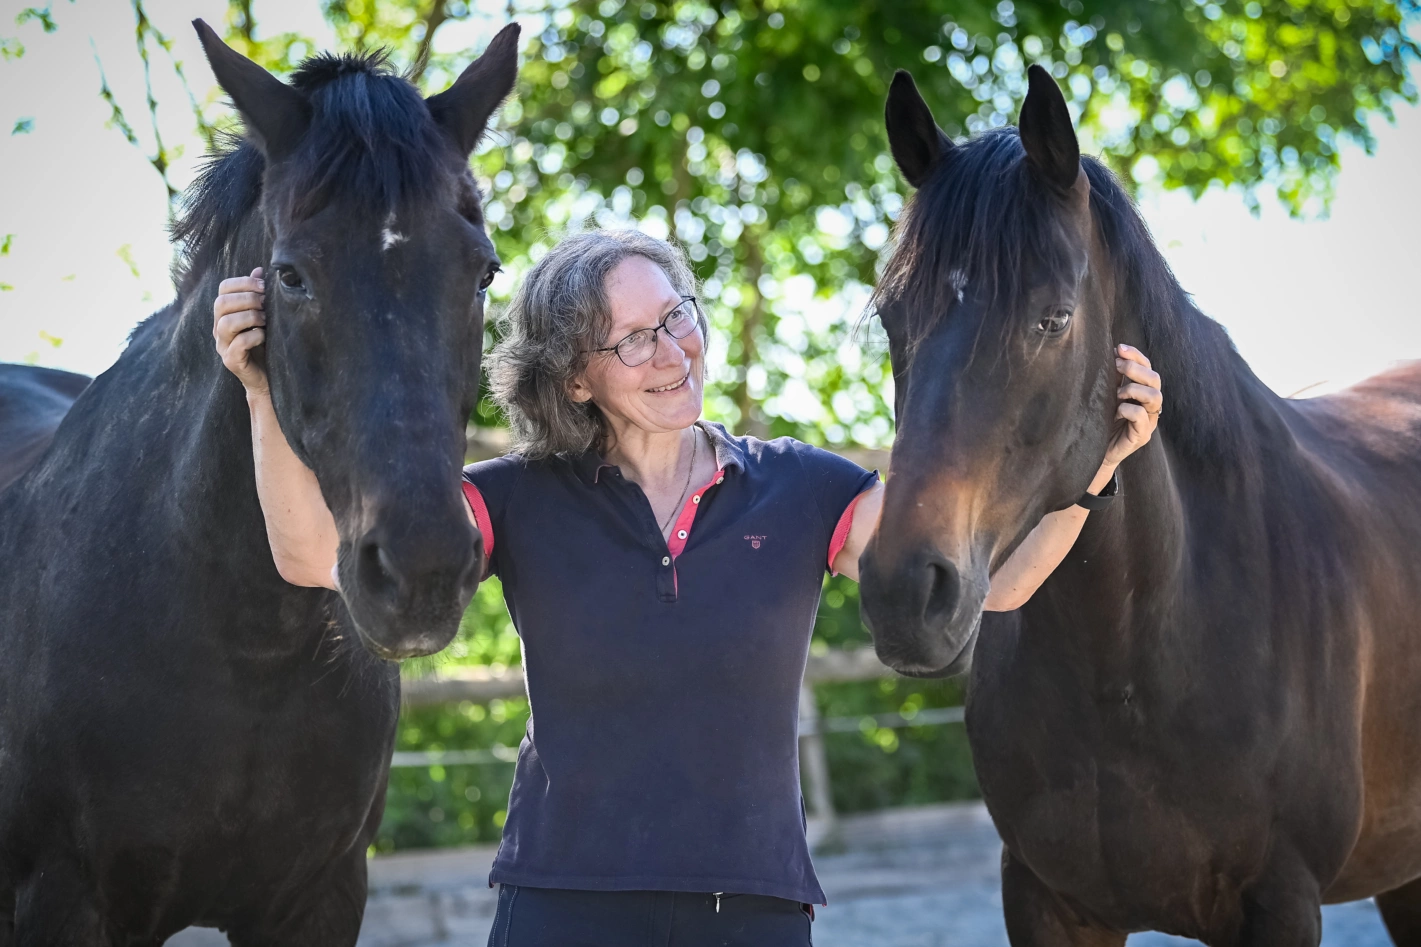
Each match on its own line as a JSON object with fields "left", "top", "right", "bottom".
{"left": 859, "top": 66, "right": 1421, "bottom": 946}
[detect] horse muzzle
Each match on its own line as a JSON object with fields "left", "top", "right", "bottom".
{"left": 338, "top": 516, "right": 484, "bottom": 660}
{"left": 858, "top": 543, "right": 987, "bottom": 678}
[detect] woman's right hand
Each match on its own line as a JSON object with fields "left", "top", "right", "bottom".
{"left": 213, "top": 267, "right": 269, "bottom": 394}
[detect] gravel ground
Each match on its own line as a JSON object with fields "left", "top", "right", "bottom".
{"left": 168, "top": 802, "right": 1393, "bottom": 946}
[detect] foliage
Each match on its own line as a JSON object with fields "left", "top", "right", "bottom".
{"left": 378, "top": 697, "right": 527, "bottom": 851}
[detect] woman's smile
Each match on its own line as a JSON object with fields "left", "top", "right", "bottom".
{"left": 647, "top": 370, "right": 691, "bottom": 394}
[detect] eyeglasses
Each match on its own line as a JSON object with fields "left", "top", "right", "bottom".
{"left": 589, "top": 295, "right": 703, "bottom": 368}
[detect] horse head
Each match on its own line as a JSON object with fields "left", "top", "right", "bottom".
{"left": 858, "top": 67, "right": 1121, "bottom": 676}
{"left": 193, "top": 20, "right": 518, "bottom": 659}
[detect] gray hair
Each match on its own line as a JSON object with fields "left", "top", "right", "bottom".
{"left": 488, "top": 229, "right": 703, "bottom": 460}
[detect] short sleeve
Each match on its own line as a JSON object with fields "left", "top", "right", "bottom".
{"left": 789, "top": 443, "right": 880, "bottom": 573}
{"left": 462, "top": 454, "right": 526, "bottom": 578}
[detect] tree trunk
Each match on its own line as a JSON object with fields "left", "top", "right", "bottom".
{"left": 732, "top": 236, "right": 766, "bottom": 438}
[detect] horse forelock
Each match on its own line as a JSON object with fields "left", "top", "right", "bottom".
{"left": 873, "top": 125, "right": 1256, "bottom": 470}
{"left": 172, "top": 50, "right": 469, "bottom": 294}
{"left": 282, "top": 54, "right": 457, "bottom": 219}
{"left": 872, "top": 129, "right": 1079, "bottom": 354}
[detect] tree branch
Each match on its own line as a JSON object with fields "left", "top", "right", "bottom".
{"left": 229, "top": 0, "right": 255, "bottom": 47}
{"left": 409, "top": 0, "right": 450, "bottom": 85}
{"left": 129, "top": 0, "right": 179, "bottom": 210}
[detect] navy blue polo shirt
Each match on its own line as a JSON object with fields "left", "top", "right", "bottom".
{"left": 461, "top": 421, "right": 876, "bottom": 904}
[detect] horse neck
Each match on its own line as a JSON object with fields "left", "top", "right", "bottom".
{"left": 1029, "top": 435, "right": 1188, "bottom": 651}
{"left": 84, "top": 217, "right": 279, "bottom": 568}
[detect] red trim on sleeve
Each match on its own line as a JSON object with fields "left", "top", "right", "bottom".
{"left": 666, "top": 467, "right": 725, "bottom": 560}
{"left": 828, "top": 487, "right": 873, "bottom": 575}
{"left": 462, "top": 480, "right": 494, "bottom": 560}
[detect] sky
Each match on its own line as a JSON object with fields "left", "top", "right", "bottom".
{"left": 1, "top": 1, "right": 1417, "bottom": 401}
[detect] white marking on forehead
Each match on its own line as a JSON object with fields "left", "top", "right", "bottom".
{"left": 948, "top": 268, "right": 968, "bottom": 303}
{"left": 381, "top": 211, "right": 407, "bottom": 251}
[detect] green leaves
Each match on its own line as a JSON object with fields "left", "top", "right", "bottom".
{"left": 1090, "top": 0, "right": 1419, "bottom": 212}
{"left": 16, "top": 7, "right": 58, "bottom": 34}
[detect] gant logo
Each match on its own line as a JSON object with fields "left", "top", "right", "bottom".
{"left": 744, "top": 534, "right": 766, "bottom": 549}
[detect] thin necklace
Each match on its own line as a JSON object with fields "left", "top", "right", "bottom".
{"left": 659, "top": 426, "right": 699, "bottom": 534}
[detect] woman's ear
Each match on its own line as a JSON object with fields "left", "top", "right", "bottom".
{"left": 567, "top": 372, "right": 593, "bottom": 404}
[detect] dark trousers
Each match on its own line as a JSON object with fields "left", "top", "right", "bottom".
{"left": 486, "top": 884, "right": 814, "bottom": 947}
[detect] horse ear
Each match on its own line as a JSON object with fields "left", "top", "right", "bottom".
{"left": 885, "top": 70, "right": 954, "bottom": 189}
{"left": 1018, "top": 64, "right": 1082, "bottom": 194}
{"left": 426, "top": 23, "right": 521, "bottom": 157}
{"left": 192, "top": 19, "right": 310, "bottom": 160}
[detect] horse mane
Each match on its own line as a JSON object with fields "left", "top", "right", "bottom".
{"left": 171, "top": 50, "right": 454, "bottom": 295}
{"left": 874, "top": 127, "right": 1261, "bottom": 466}
{"left": 1080, "top": 157, "right": 1259, "bottom": 466}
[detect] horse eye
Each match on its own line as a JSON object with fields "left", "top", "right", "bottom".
{"left": 276, "top": 267, "right": 305, "bottom": 292}
{"left": 479, "top": 263, "right": 501, "bottom": 292}
{"left": 1037, "top": 307, "right": 1072, "bottom": 336}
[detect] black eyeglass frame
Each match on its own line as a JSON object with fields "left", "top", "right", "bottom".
{"left": 588, "top": 295, "right": 704, "bottom": 368}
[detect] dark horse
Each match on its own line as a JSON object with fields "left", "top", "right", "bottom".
{"left": 0, "top": 21, "right": 517, "bottom": 944}
{"left": 860, "top": 66, "right": 1421, "bottom": 946}
{"left": 0, "top": 365, "right": 89, "bottom": 492}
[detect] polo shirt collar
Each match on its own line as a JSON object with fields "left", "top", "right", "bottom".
{"left": 569, "top": 420, "right": 746, "bottom": 487}
{"left": 569, "top": 448, "right": 614, "bottom": 486}
{"left": 699, "top": 421, "right": 746, "bottom": 474}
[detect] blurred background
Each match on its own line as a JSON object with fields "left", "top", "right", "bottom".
{"left": 0, "top": 0, "right": 1417, "bottom": 859}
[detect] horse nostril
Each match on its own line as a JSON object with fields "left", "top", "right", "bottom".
{"left": 357, "top": 538, "right": 405, "bottom": 603}
{"left": 923, "top": 556, "right": 961, "bottom": 626}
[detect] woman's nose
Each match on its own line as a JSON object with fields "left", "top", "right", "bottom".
{"left": 652, "top": 331, "right": 688, "bottom": 367}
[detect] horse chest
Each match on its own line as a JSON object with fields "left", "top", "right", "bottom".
{"left": 966, "top": 638, "right": 1280, "bottom": 930}
{"left": 1, "top": 580, "right": 398, "bottom": 887}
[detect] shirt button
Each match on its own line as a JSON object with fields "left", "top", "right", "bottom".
{"left": 715, "top": 477, "right": 724, "bottom": 484}
{"left": 677, "top": 529, "right": 687, "bottom": 539}
{"left": 661, "top": 556, "right": 671, "bottom": 566}
{"left": 692, "top": 495, "right": 701, "bottom": 504}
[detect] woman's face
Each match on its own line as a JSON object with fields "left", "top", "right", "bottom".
{"left": 570, "top": 255, "right": 705, "bottom": 438}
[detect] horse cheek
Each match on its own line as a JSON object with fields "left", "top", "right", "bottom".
{"left": 1015, "top": 390, "right": 1054, "bottom": 449}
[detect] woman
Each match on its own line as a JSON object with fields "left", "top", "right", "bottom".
{"left": 212, "top": 229, "right": 1163, "bottom": 946}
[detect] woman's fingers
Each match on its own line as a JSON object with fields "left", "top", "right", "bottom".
{"left": 1102, "top": 344, "right": 1162, "bottom": 466}
{"left": 217, "top": 275, "right": 264, "bottom": 297}
{"left": 1117, "top": 382, "right": 1163, "bottom": 412}
{"left": 1116, "top": 356, "right": 1161, "bottom": 391}
{"left": 213, "top": 269, "right": 270, "bottom": 392}
{"left": 1115, "top": 344, "right": 1163, "bottom": 423}
{"left": 214, "top": 310, "right": 265, "bottom": 345}
{"left": 214, "top": 290, "right": 266, "bottom": 319}
{"left": 1116, "top": 401, "right": 1151, "bottom": 441}
{"left": 228, "top": 327, "right": 265, "bottom": 357}
{"left": 219, "top": 326, "right": 265, "bottom": 377}
{"left": 1116, "top": 343, "right": 1152, "bottom": 371}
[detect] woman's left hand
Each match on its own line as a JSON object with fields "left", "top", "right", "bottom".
{"left": 1102, "top": 343, "right": 1163, "bottom": 467}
